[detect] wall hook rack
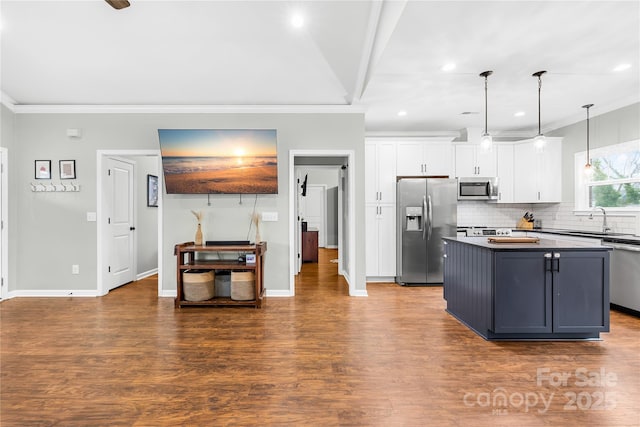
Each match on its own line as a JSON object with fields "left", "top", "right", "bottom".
{"left": 31, "top": 182, "right": 80, "bottom": 192}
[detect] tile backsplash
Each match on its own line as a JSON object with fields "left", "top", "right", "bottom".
{"left": 458, "top": 201, "right": 639, "bottom": 236}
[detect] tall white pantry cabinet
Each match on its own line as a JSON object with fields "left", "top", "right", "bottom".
{"left": 365, "top": 141, "right": 397, "bottom": 279}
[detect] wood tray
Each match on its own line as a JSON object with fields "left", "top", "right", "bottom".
{"left": 487, "top": 237, "right": 540, "bottom": 244}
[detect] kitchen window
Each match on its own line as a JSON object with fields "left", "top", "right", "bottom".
{"left": 575, "top": 139, "right": 640, "bottom": 211}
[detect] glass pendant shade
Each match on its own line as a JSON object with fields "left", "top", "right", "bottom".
{"left": 584, "top": 162, "right": 594, "bottom": 177}
{"left": 480, "top": 132, "right": 493, "bottom": 150}
{"left": 533, "top": 133, "right": 546, "bottom": 151}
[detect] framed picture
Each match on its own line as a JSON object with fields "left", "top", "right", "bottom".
{"left": 59, "top": 160, "right": 76, "bottom": 179}
{"left": 35, "top": 160, "right": 51, "bottom": 179}
{"left": 147, "top": 174, "right": 159, "bottom": 207}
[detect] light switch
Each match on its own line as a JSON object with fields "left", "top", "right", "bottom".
{"left": 87, "top": 212, "right": 97, "bottom": 222}
{"left": 262, "top": 212, "right": 278, "bottom": 222}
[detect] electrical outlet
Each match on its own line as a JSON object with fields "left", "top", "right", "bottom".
{"left": 72, "top": 265, "right": 79, "bottom": 275}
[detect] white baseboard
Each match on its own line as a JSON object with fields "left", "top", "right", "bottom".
{"left": 8, "top": 290, "right": 99, "bottom": 298}
{"left": 366, "top": 277, "right": 397, "bottom": 283}
{"left": 325, "top": 245, "right": 338, "bottom": 249}
{"left": 266, "top": 289, "right": 294, "bottom": 297}
{"left": 350, "top": 289, "right": 368, "bottom": 297}
{"left": 159, "top": 290, "right": 177, "bottom": 298}
{"left": 137, "top": 268, "right": 158, "bottom": 281}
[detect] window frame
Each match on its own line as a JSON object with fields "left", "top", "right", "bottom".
{"left": 574, "top": 139, "right": 640, "bottom": 213}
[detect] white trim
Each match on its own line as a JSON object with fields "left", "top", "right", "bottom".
{"left": 12, "top": 104, "right": 365, "bottom": 115}
{"left": 366, "top": 131, "right": 460, "bottom": 139}
{"left": 1, "top": 92, "right": 16, "bottom": 111}
{"left": 159, "top": 290, "right": 176, "bottom": 298}
{"left": 97, "top": 150, "right": 163, "bottom": 298}
{"left": 325, "top": 245, "right": 339, "bottom": 249}
{"left": 266, "top": 289, "right": 294, "bottom": 297}
{"left": 366, "top": 277, "right": 396, "bottom": 283}
{"left": 289, "top": 149, "right": 358, "bottom": 297}
{"left": 350, "top": 289, "right": 368, "bottom": 297}
{"left": 0, "top": 148, "right": 8, "bottom": 300}
{"left": 9, "top": 290, "right": 99, "bottom": 298}
{"left": 136, "top": 268, "right": 158, "bottom": 281}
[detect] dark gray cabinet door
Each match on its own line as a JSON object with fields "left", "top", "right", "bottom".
{"left": 553, "top": 251, "right": 610, "bottom": 333}
{"left": 493, "top": 252, "right": 553, "bottom": 333}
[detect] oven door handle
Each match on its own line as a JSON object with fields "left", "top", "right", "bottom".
{"left": 603, "top": 243, "right": 640, "bottom": 252}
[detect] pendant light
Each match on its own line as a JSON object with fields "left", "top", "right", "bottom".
{"left": 583, "top": 103, "right": 594, "bottom": 177}
{"left": 479, "top": 71, "right": 493, "bottom": 151}
{"left": 532, "top": 70, "right": 547, "bottom": 151}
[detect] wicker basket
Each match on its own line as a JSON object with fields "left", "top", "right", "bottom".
{"left": 183, "top": 270, "right": 215, "bottom": 301}
{"left": 231, "top": 271, "right": 255, "bottom": 301}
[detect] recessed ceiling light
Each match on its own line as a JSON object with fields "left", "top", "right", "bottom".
{"left": 397, "top": 110, "right": 407, "bottom": 117}
{"left": 291, "top": 13, "right": 305, "bottom": 28}
{"left": 514, "top": 111, "right": 525, "bottom": 117}
{"left": 441, "top": 63, "right": 456, "bottom": 72}
{"left": 613, "top": 63, "right": 631, "bottom": 72}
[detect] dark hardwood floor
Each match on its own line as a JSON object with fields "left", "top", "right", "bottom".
{"left": 1, "top": 248, "right": 639, "bottom": 426}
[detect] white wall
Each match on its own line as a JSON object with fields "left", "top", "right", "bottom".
{"left": 132, "top": 155, "right": 159, "bottom": 276}
{"left": 9, "top": 112, "right": 365, "bottom": 294}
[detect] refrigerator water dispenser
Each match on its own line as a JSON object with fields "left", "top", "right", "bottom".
{"left": 405, "top": 206, "right": 423, "bottom": 231}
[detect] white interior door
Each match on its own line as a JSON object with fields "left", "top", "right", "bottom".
{"left": 301, "top": 184, "right": 326, "bottom": 247}
{"left": 107, "top": 157, "right": 135, "bottom": 291}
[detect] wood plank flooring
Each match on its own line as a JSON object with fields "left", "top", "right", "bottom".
{"left": 1, "top": 248, "right": 639, "bottom": 426}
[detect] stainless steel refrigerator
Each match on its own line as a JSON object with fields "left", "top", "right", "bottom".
{"left": 396, "top": 178, "right": 457, "bottom": 285}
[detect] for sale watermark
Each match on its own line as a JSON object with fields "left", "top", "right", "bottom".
{"left": 462, "top": 367, "right": 617, "bottom": 415}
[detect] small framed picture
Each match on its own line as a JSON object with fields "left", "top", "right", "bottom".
{"left": 59, "top": 160, "right": 76, "bottom": 179}
{"left": 147, "top": 174, "right": 158, "bottom": 207}
{"left": 35, "top": 160, "right": 51, "bottom": 179}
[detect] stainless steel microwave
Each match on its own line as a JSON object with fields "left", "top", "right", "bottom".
{"left": 457, "top": 177, "right": 499, "bottom": 201}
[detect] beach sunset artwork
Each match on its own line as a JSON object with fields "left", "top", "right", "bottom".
{"left": 158, "top": 129, "right": 278, "bottom": 194}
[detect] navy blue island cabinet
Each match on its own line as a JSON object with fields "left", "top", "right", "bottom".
{"left": 443, "top": 237, "right": 610, "bottom": 340}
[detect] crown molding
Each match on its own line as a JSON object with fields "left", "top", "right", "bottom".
{"left": 365, "top": 130, "right": 460, "bottom": 139}
{"left": 1, "top": 92, "right": 17, "bottom": 112}
{"left": 10, "top": 104, "right": 366, "bottom": 114}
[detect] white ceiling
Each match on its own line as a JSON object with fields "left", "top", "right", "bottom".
{"left": 2, "top": 0, "right": 639, "bottom": 136}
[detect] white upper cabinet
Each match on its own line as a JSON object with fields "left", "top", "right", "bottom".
{"left": 513, "top": 137, "right": 562, "bottom": 203}
{"left": 365, "top": 140, "right": 397, "bottom": 204}
{"left": 396, "top": 139, "right": 454, "bottom": 177}
{"left": 454, "top": 144, "right": 497, "bottom": 177}
{"left": 496, "top": 144, "right": 514, "bottom": 203}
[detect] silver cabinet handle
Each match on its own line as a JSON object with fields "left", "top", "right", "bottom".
{"left": 422, "top": 196, "right": 427, "bottom": 240}
{"left": 427, "top": 195, "right": 433, "bottom": 241}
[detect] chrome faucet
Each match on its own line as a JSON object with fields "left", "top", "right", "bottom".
{"left": 590, "top": 206, "right": 611, "bottom": 234}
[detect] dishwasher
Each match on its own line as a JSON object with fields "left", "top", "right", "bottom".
{"left": 604, "top": 241, "right": 640, "bottom": 315}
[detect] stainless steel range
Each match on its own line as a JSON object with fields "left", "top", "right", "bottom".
{"left": 465, "top": 227, "right": 512, "bottom": 237}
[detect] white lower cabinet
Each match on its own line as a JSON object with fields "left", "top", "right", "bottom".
{"left": 365, "top": 204, "right": 396, "bottom": 278}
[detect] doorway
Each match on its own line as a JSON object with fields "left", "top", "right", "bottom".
{"left": 289, "top": 150, "right": 356, "bottom": 296}
{"left": 97, "top": 150, "right": 162, "bottom": 297}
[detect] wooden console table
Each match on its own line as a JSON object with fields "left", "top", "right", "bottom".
{"left": 174, "top": 241, "right": 266, "bottom": 308}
